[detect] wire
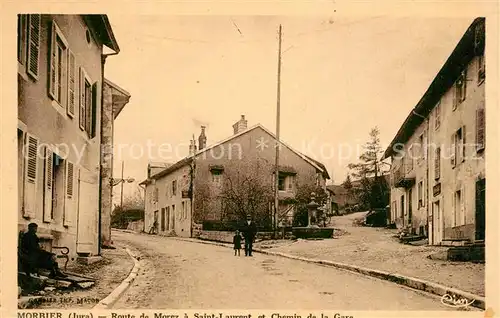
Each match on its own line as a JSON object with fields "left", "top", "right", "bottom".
{"left": 110, "top": 15, "right": 386, "bottom": 46}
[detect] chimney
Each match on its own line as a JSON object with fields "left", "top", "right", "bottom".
{"left": 189, "top": 135, "right": 197, "bottom": 156}
{"left": 198, "top": 126, "right": 207, "bottom": 150}
{"left": 232, "top": 115, "right": 248, "bottom": 135}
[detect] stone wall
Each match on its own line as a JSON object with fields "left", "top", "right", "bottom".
{"left": 126, "top": 220, "right": 144, "bottom": 233}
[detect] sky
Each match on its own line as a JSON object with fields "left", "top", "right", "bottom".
{"left": 103, "top": 14, "right": 474, "bottom": 205}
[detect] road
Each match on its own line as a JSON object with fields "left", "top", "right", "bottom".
{"left": 112, "top": 231, "right": 458, "bottom": 310}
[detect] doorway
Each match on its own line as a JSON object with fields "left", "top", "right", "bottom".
{"left": 408, "top": 188, "right": 413, "bottom": 226}
{"left": 475, "top": 178, "right": 486, "bottom": 241}
{"left": 433, "top": 200, "right": 441, "bottom": 244}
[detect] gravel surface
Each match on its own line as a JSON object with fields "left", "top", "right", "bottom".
{"left": 34, "top": 243, "right": 134, "bottom": 309}
{"left": 111, "top": 230, "right": 463, "bottom": 310}
{"left": 256, "top": 212, "right": 485, "bottom": 296}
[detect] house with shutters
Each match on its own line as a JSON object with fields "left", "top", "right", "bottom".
{"left": 383, "top": 18, "right": 485, "bottom": 246}
{"left": 140, "top": 115, "right": 331, "bottom": 237}
{"left": 17, "top": 14, "right": 129, "bottom": 259}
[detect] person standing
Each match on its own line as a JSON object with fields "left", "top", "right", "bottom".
{"left": 241, "top": 214, "right": 257, "bottom": 256}
{"left": 233, "top": 230, "right": 242, "bottom": 256}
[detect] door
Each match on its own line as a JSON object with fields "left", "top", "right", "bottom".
{"left": 475, "top": 178, "right": 486, "bottom": 241}
{"left": 400, "top": 195, "right": 405, "bottom": 226}
{"left": 408, "top": 188, "right": 413, "bottom": 226}
{"left": 77, "top": 167, "right": 99, "bottom": 255}
{"left": 433, "top": 200, "right": 442, "bottom": 244}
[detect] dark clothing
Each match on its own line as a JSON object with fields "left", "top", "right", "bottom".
{"left": 20, "top": 231, "right": 61, "bottom": 277}
{"left": 241, "top": 221, "right": 258, "bottom": 256}
{"left": 233, "top": 234, "right": 242, "bottom": 250}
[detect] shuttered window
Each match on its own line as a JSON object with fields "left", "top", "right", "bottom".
{"left": 24, "top": 134, "right": 38, "bottom": 218}
{"left": 27, "top": 14, "right": 41, "bottom": 79}
{"left": 67, "top": 50, "right": 76, "bottom": 117}
{"left": 434, "top": 147, "right": 441, "bottom": 180}
{"left": 18, "top": 15, "right": 28, "bottom": 64}
{"left": 26, "top": 135, "right": 38, "bottom": 182}
{"left": 43, "top": 148, "right": 54, "bottom": 222}
{"left": 450, "top": 134, "right": 456, "bottom": 168}
{"left": 453, "top": 70, "right": 467, "bottom": 110}
{"left": 67, "top": 162, "right": 74, "bottom": 197}
{"left": 48, "top": 20, "right": 69, "bottom": 106}
{"left": 476, "top": 108, "right": 485, "bottom": 151}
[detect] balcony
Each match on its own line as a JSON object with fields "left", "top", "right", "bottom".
{"left": 392, "top": 162, "right": 416, "bottom": 188}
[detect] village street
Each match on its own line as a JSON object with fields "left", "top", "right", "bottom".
{"left": 111, "top": 231, "right": 457, "bottom": 310}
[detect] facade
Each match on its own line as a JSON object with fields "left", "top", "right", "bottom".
{"left": 17, "top": 14, "right": 124, "bottom": 257}
{"left": 383, "top": 18, "right": 485, "bottom": 245}
{"left": 100, "top": 79, "right": 131, "bottom": 247}
{"left": 140, "top": 116, "right": 330, "bottom": 237}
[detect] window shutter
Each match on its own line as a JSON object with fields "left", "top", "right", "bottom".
{"left": 79, "top": 67, "right": 86, "bottom": 130}
{"left": 24, "top": 134, "right": 38, "bottom": 218}
{"left": 434, "top": 148, "right": 441, "bottom": 180}
{"left": 476, "top": 108, "right": 485, "bottom": 151}
{"left": 43, "top": 147, "right": 53, "bottom": 223}
{"left": 27, "top": 14, "right": 41, "bottom": 79}
{"left": 64, "top": 161, "right": 75, "bottom": 227}
{"left": 422, "top": 181, "right": 426, "bottom": 207}
{"left": 67, "top": 50, "right": 76, "bottom": 117}
{"left": 18, "top": 15, "right": 28, "bottom": 64}
{"left": 90, "top": 82, "right": 98, "bottom": 138}
{"left": 48, "top": 21, "right": 57, "bottom": 99}
{"left": 461, "top": 125, "right": 466, "bottom": 162}
{"left": 460, "top": 185, "right": 466, "bottom": 226}
{"left": 451, "top": 134, "right": 456, "bottom": 167}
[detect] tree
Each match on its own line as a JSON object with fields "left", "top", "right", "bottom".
{"left": 347, "top": 127, "right": 390, "bottom": 211}
{"left": 111, "top": 188, "right": 145, "bottom": 229}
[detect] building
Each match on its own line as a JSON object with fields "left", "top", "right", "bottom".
{"left": 140, "top": 115, "right": 331, "bottom": 237}
{"left": 100, "top": 79, "right": 131, "bottom": 247}
{"left": 383, "top": 18, "right": 485, "bottom": 245}
{"left": 17, "top": 14, "right": 127, "bottom": 258}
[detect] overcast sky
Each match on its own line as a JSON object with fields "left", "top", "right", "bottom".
{"left": 103, "top": 14, "right": 474, "bottom": 204}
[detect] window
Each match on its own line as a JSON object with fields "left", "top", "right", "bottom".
{"left": 434, "top": 100, "right": 441, "bottom": 130}
{"left": 26, "top": 14, "right": 41, "bottom": 79}
{"left": 49, "top": 21, "right": 69, "bottom": 106}
{"left": 434, "top": 147, "right": 441, "bottom": 180}
{"left": 453, "top": 70, "right": 467, "bottom": 110}
{"left": 172, "top": 180, "right": 177, "bottom": 196}
{"left": 287, "top": 175, "right": 295, "bottom": 192}
{"left": 278, "top": 174, "right": 286, "bottom": 191}
{"left": 453, "top": 188, "right": 465, "bottom": 226}
{"left": 478, "top": 55, "right": 485, "bottom": 84}
{"left": 476, "top": 108, "right": 485, "bottom": 151}
{"left": 153, "top": 187, "right": 159, "bottom": 202}
{"left": 418, "top": 181, "right": 424, "bottom": 208}
{"left": 17, "top": 15, "right": 28, "bottom": 65}
{"left": 43, "top": 150, "right": 64, "bottom": 223}
{"left": 161, "top": 208, "right": 166, "bottom": 231}
{"left": 417, "top": 134, "right": 424, "bottom": 164}
{"left": 451, "top": 127, "right": 466, "bottom": 167}
{"left": 406, "top": 145, "right": 414, "bottom": 172}
{"left": 182, "top": 201, "right": 186, "bottom": 219}
{"left": 211, "top": 170, "right": 223, "bottom": 184}
{"left": 79, "top": 68, "right": 97, "bottom": 138}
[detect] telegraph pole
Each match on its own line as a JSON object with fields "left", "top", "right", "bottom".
{"left": 274, "top": 25, "right": 282, "bottom": 236}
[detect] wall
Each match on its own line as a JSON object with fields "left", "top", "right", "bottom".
{"left": 127, "top": 220, "right": 144, "bottom": 233}
{"left": 427, "top": 55, "right": 485, "bottom": 244}
{"left": 18, "top": 15, "right": 104, "bottom": 257}
{"left": 389, "top": 54, "right": 485, "bottom": 244}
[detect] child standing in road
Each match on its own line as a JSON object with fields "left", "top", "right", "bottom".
{"left": 233, "top": 230, "right": 242, "bottom": 256}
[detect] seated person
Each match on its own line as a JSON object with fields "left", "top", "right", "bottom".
{"left": 19, "top": 223, "right": 66, "bottom": 278}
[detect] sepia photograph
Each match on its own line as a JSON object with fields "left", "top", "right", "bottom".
{"left": 3, "top": 2, "right": 496, "bottom": 315}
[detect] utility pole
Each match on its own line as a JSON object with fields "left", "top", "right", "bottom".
{"left": 274, "top": 24, "right": 282, "bottom": 236}
{"left": 120, "top": 161, "right": 124, "bottom": 211}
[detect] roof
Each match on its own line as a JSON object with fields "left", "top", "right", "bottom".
{"left": 139, "top": 123, "right": 330, "bottom": 185}
{"left": 82, "top": 15, "right": 120, "bottom": 53}
{"left": 104, "top": 78, "right": 131, "bottom": 119}
{"left": 383, "top": 18, "right": 485, "bottom": 159}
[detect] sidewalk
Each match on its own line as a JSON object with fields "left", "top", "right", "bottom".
{"left": 20, "top": 244, "right": 134, "bottom": 309}
{"left": 255, "top": 212, "right": 485, "bottom": 297}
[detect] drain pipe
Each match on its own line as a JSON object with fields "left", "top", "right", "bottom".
{"left": 98, "top": 51, "right": 119, "bottom": 256}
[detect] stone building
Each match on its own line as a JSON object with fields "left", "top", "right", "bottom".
{"left": 17, "top": 14, "right": 128, "bottom": 258}
{"left": 140, "top": 115, "right": 330, "bottom": 237}
{"left": 383, "top": 18, "right": 485, "bottom": 245}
